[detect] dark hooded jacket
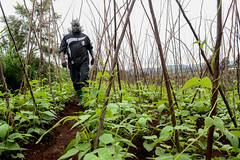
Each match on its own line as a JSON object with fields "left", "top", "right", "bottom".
{"left": 59, "top": 32, "right": 93, "bottom": 69}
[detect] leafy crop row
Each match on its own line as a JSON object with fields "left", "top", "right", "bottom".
{"left": 1, "top": 73, "right": 240, "bottom": 159}
{"left": 50, "top": 74, "right": 240, "bottom": 159}
{"left": 0, "top": 79, "right": 75, "bottom": 159}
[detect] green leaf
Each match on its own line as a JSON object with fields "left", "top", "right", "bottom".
{"left": 41, "top": 111, "right": 57, "bottom": 121}
{"left": 0, "top": 124, "right": 9, "bottom": 138}
{"left": 95, "top": 147, "right": 114, "bottom": 157}
{"left": 16, "top": 112, "right": 30, "bottom": 124}
{"left": 11, "top": 153, "right": 25, "bottom": 159}
{"left": 175, "top": 153, "right": 191, "bottom": 160}
{"left": 44, "top": 111, "right": 57, "bottom": 117}
{"left": 96, "top": 72, "right": 102, "bottom": 80}
{"left": 143, "top": 140, "right": 154, "bottom": 152}
{"left": 71, "top": 115, "right": 91, "bottom": 130}
{"left": 99, "top": 134, "right": 115, "bottom": 145}
{"left": 205, "top": 116, "right": 225, "bottom": 133}
{"left": 107, "top": 103, "right": 119, "bottom": 115}
{"left": 103, "top": 71, "right": 110, "bottom": 80}
{"left": 5, "top": 142, "right": 20, "bottom": 151}
{"left": 212, "top": 116, "right": 224, "bottom": 133}
{"left": 118, "top": 138, "right": 137, "bottom": 148}
{"left": 160, "top": 126, "right": 173, "bottom": 141}
{"left": 96, "top": 109, "right": 102, "bottom": 116}
{"left": 8, "top": 133, "right": 32, "bottom": 140}
{"left": 0, "top": 142, "right": 6, "bottom": 150}
{"left": 64, "top": 139, "right": 76, "bottom": 153}
{"left": 219, "top": 144, "right": 233, "bottom": 151}
{"left": 58, "top": 148, "right": 79, "bottom": 160}
{"left": 224, "top": 130, "right": 238, "bottom": 152}
{"left": 155, "top": 154, "right": 173, "bottom": 160}
{"left": 32, "top": 80, "right": 39, "bottom": 84}
{"left": 79, "top": 115, "right": 91, "bottom": 123}
{"left": 205, "top": 117, "right": 214, "bottom": 129}
{"left": 143, "top": 135, "right": 158, "bottom": 140}
{"left": 30, "top": 80, "right": 39, "bottom": 86}
{"left": 200, "top": 39, "right": 207, "bottom": 50}
{"left": 231, "top": 131, "right": 240, "bottom": 138}
{"left": 125, "top": 107, "right": 136, "bottom": 114}
{"left": 174, "top": 124, "right": 195, "bottom": 132}
{"left": 182, "top": 77, "right": 200, "bottom": 90}
{"left": 138, "top": 118, "right": 148, "bottom": 127}
{"left": 193, "top": 40, "right": 201, "bottom": 44}
{"left": 27, "top": 127, "right": 46, "bottom": 135}
{"left": 158, "top": 104, "right": 165, "bottom": 114}
{"left": 78, "top": 150, "right": 89, "bottom": 160}
{"left": 75, "top": 143, "right": 90, "bottom": 151}
{"left": 155, "top": 147, "right": 165, "bottom": 156}
{"left": 105, "top": 109, "right": 114, "bottom": 117}
{"left": 83, "top": 153, "right": 98, "bottom": 160}
{"left": 0, "top": 91, "right": 3, "bottom": 96}
{"left": 37, "top": 91, "right": 48, "bottom": 98}
{"left": 237, "top": 153, "right": 240, "bottom": 158}
{"left": 200, "top": 77, "right": 212, "bottom": 89}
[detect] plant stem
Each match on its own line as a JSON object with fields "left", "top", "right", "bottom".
{"left": 206, "top": 0, "right": 222, "bottom": 159}
{"left": 147, "top": 0, "right": 182, "bottom": 152}
{"left": 94, "top": 0, "right": 136, "bottom": 150}
{"left": 0, "top": 2, "right": 40, "bottom": 125}
{"left": 175, "top": 0, "right": 238, "bottom": 128}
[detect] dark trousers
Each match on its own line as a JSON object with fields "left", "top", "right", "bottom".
{"left": 70, "top": 61, "right": 89, "bottom": 91}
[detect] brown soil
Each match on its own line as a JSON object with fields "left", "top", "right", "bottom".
{"left": 23, "top": 98, "right": 84, "bottom": 160}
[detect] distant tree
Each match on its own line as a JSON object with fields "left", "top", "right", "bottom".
{"left": 0, "top": 0, "right": 60, "bottom": 91}
{"left": 0, "top": 15, "right": 29, "bottom": 52}
{"left": 0, "top": 38, "right": 55, "bottom": 91}
{"left": 0, "top": 1, "right": 61, "bottom": 55}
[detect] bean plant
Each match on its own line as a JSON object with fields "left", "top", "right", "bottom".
{"left": 44, "top": 74, "right": 240, "bottom": 160}
{"left": 0, "top": 79, "right": 75, "bottom": 159}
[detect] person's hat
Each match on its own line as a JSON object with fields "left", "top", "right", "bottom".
{"left": 71, "top": 19, "right": 80, "bottom": 26}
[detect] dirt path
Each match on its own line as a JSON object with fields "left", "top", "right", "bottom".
{"left": 23, "top": 98, "right": 84, "bottom": 160}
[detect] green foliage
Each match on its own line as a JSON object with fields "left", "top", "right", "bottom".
{"left": 0, "top": 43, "right": 24, "bottom": 91}
{"left": 0, "top": 44, "right": 56, "bottom": 91}
{"left": 182, "top": 77, "right": 212, "bottom": 90}
{"left": 0, "top": 1, "right": 61, "bottom": 53}
{"left": 0, "top": 1, "right": 62, "bottom": 92}
{"left": 0, "top": 16, "right": 29, "bottom": 51}
{"left": 0, "top": 80, "right": 75, "bottom": 158}
{"left": 1, "top": 70, "right": 239, "bottom": 159}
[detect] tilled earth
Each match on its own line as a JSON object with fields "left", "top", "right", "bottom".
{"left": 23, "top": 99, "right": 84, "bottom": 160}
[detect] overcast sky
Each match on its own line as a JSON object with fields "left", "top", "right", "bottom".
{"left": 1, "top": 0, "right": 239, "bottom": 66}
{"left": 1, "top": 1, "right": 235, "bottom": 32}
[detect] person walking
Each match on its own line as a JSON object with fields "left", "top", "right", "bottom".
{"left": 59, "top": 19, "right": 94, "bottom": 105}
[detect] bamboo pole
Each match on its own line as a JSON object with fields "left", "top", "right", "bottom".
{"left": 0, "top": 2, "right": 40, "bottom": 124}
{"left": 23, "top": 0, "right": 36, "bottom": 101}
{"left": 206, "top": 0, "right": 222, "bottom": 159}
{"left": 46, "top": 4, "right": 56, "bottom": 106}
{"left": 0, "top": 57, "right": 15, "bottom": 130}
{"left": 114, "top": 0, "right": 123, "bottom": 102}
{"left": 94, "top": 0, "right": 136, "bottom": 150}
{"left": 49, "top": 0, "right": 63, "bottom": 91}
{"left": 175, "top": 0, "right": 238, "bottom": 128}
{"left": 38, "top": 0, "right": 44, "bottom": 86}
{"left": 147, "top": 0, "right": 182, "bottom": 152}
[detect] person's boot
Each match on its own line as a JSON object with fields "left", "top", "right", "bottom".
{"left": 77, "top": 91, "right": 86, "bottom": 106}
{"left": 77, "top": 90, "right": 82, "bottom": 106}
